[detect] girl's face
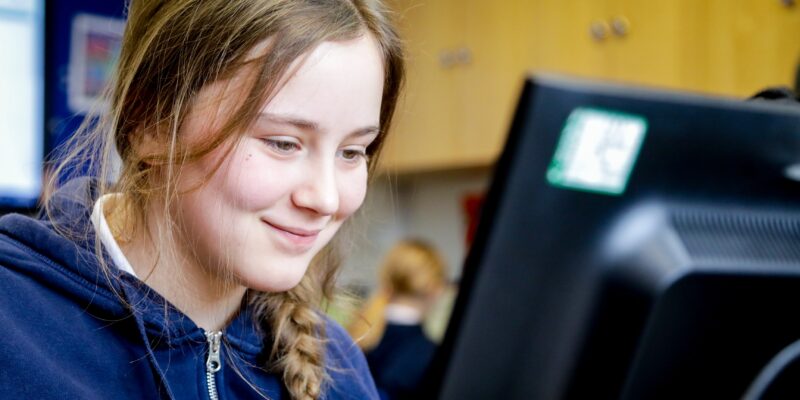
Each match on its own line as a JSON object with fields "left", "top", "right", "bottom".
{"left": 174, "top": 34, "right": 384, "bottom": 292}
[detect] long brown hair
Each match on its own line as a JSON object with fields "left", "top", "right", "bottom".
{"left": 43, "top": 0, "right": 404, "bottom": 398}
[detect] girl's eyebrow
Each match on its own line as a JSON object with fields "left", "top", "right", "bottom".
{"left": 258, "top": 112, "right": 380, "bottom": 137}
{"left": 259, "top": 112, "right": 319, "bottom": 131}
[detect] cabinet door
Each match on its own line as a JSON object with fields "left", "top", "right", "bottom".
{"left": 527, "top": 0, "right": 689, "bottom": 91}
{"left": 529, "top": 0, "right": 800, "bottom": 97}
{"left": 382, "top": 0, "right": 463, "bottom": 171}
{"left": 384, "top": 0, "right": 536, "bottom": 171}
{"left": 593, "top": 0, "right": 800, "bottom": 96}
{"left": 454, "top": 0, "right": 535, "bottom": 167}
{"left": 527, "top": 0, "right": 612, "bottom": 79}
{"left": 604, "top": 0, "right": 686, "bottom": 89}
{"left": 681, "top": 0, "right": 800, "bottom": 97}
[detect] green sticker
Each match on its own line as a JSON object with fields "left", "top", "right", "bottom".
{"left": 547, "top": 107, "right": 647, "bottom": 195}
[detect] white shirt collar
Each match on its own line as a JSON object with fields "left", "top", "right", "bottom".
{"left": 90, "top": 194, "right": 138, "bottom": 278}
{"left": 384, "top": 303, "right": 423, "bottom": 325}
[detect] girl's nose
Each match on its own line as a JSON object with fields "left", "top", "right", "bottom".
{"left": 291, "top": 162, "right": 339, "bottom": 216}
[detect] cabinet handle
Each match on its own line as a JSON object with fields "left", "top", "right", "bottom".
{"left": 454, "top": 47, "right": 472, "bottom": 66}
{"left": 439, "top": 47, "right": 472, "bottom": 69}
{"left": 590, "top": 20, "right": 610, "bottom": 41}
{"left": 610, "top": 16, "right": 630, "bottom": 37}
{"left": 439, "top": 50, "right": 457, "bottom": 68}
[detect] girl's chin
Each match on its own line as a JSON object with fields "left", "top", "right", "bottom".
{"left": 241, "top": 271, "right": 307, "bottom": 294}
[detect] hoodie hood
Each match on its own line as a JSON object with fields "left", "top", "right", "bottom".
{"left": 0, "top": 179, "right": 127, "bottom": 317}
{"left": 0, "top": 178, "right": 262, "bottom": 352}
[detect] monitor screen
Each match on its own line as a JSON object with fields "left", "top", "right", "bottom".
{"left": 428, "top": 75, "right": 800, "bottom": 399}
{"left": 0, "top": 0, "right": 44, "bottom": 209}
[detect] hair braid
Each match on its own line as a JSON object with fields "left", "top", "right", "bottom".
{"left": 257, "top": 273, "right": 328, "bottom": 399}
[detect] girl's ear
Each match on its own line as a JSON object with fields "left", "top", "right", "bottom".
{"left": 130, "top": 124, "right": 169, "bottom": 165}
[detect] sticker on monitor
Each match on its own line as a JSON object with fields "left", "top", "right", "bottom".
{"left": 546, "top": 107, "right": 647, "bottom": 195}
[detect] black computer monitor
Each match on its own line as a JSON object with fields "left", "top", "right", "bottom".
{"left": 428, "top": 75, "right": 800, "bottom": 399}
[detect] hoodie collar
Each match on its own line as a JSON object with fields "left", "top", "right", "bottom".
{"left": 0, "top": 178, "right": 265, "bottom": 355}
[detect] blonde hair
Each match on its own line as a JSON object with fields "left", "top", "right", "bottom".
{"left": 43, "top": 0, "right": 404, "bottom": 399}
{"left": 348, "top": 239, "right": 447, "bottom": 350}
{"left": 379, "top": 239, "right": 447, "bottom": 298}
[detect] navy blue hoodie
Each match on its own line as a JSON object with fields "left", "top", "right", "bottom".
{"left": 0, "top": 179, "right": 378, "bottom": 399}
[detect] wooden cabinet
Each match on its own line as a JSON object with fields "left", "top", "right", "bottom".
{"left": 382, "top": 0, "right": 800, "bottom": 172}
{"left": 524, "top": 0, "right": 800, "bottom": 94}
{"left": 382, "top": 0, "right": 528, "bottom": 171}
{"left": 381, "top": 0, "right": 462, "bottom": 172}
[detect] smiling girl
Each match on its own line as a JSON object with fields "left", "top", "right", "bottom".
{"left": 0, "top": 0, "right": 403, "bottom": 399}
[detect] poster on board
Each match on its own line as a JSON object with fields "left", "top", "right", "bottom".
{"left": 68, "top": 13, "right": 125, "bottom": 114}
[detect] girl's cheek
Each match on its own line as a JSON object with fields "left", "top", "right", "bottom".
{"left": 338, "top": 168, "right": 369, "bottom": 218}
{"left": 218, "top": 150, "right": 287, "bottom": 209}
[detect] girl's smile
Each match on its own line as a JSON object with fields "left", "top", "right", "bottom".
{"left": 262, "top": 218, "right": 322, "bottom": 252}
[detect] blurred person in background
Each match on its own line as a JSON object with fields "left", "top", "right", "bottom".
{"left": 349, "top": 239, "right": 448, "bottom": 399}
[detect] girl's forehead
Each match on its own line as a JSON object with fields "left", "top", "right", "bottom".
{"left": 259, "top": 35, "right": 384, "bottom": 130}
{"left": 183, "top": 34, "right": 384, "bottom": 143}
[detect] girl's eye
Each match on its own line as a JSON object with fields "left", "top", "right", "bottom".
{"left": 264, "top": 138, "right": 301, "bottom": 155}
{"left": 339, "top": 148, "right": 368, "bottom": 163}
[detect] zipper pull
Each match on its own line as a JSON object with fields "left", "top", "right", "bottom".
{"left": 205, "top": 331, "right": 222, "bottom": 373}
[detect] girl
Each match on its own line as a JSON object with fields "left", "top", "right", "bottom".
{"left": 0, "top": 0, "right": 403, "bottom": 399}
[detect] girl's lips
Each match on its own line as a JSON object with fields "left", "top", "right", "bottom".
{"left": 262, "top": 220, "right": 321, "bottom": 249}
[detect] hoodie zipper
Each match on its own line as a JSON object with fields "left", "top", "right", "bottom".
{"left": 205, "top": 331, "right": 222, "bottom": 400}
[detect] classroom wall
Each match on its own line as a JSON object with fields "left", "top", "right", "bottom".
{"left": 339, "top": 167, "right": 492, "bottom": 292}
